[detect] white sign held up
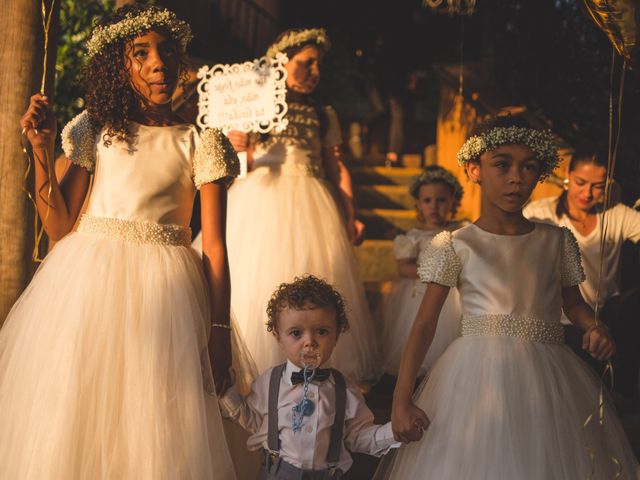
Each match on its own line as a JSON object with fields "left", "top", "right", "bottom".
{"left": 196, "top": 53, "right": 288, "bottom": 133}
{"left": 196, "top": 53, "right": 288, "bottom": 177}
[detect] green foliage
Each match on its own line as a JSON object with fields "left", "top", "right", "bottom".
{"left": 54, "top": 0, "right": 113, "bottom": 130}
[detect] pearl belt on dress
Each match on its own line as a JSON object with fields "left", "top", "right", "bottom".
{"left": 461, "top": 314, "right": 565, "bottom": 344}
{"left": 77, "top": 214, "right": 191, "bottom": 247}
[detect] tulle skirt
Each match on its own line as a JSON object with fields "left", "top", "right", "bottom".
{"left": 0, "top": 230, "right": 249, "bottom": 479}
{"left": 224, "top": 169, "right": 380, "bottom": 382}
{"left": 382, "top": 279, "right": 460, "bottom": 375}
{"left": 377, "top": 335, "right": 639, "bottom": 479}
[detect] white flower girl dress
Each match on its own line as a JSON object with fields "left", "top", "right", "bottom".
{"left": 0, "top": 112, "right": 251, "bottom": 479}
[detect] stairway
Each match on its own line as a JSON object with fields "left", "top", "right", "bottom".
{"left": 351, "top": 164, "right": 424, "bottom": 310}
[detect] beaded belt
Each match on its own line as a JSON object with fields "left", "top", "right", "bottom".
{"left": 253, "top": 162, "right": 324, "bottom": 178}
{"left": 77, "top": 215, "right": 191, "bottom": 247}
{"left": 461, "top": 314, "right": 565, "bottom": 345}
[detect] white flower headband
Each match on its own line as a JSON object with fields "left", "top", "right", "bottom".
{"left": 266, "top": 28, "right": 331, "bottom": 58}
{"left": 457, "top": 126, "right": 560, "bottom": 179}
{"left": 86, "top": 7, "right": 192, "bottom": 59}
{"left": 410, "top": 167, "right": 464, "bottom": 202}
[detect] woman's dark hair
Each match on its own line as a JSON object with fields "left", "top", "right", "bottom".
{"left": 556, "top": 145, "right": 609, "bottom": 217}
{"left": 259, "top": 28, "right": 330, "bottom": 142}
{"left": 82, "top": 4, "right": 189, "bottom": 147}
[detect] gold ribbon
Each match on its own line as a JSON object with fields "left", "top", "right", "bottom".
{"left": 22, "top": 0, "right": 56, "bottom": 263}
{"left": 582, "top": 49, "right": 626, "bottom": 480}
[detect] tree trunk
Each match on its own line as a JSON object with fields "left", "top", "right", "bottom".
{"left": 0, "top": 0, "right": 59, "bottom": 324}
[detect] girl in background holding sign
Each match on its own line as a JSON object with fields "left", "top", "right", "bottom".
{"left": 224, "top": 29, "right": 380, "bottom": 383}
{"left": 0, "top": 5, "right": 251, "bottom": 478}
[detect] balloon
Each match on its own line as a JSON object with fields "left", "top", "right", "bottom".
{"left": 583, "top": 0, "right": 639, "bottom": 64}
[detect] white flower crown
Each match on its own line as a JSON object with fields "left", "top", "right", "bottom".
{"left": 410, "top": 167, "right": 464, "bottom": 201}
{"left": 457, "top": 126, "right": 560, "bottom": 179}
{"left": 86, "top": 7, "right": 192, "bottom": 59}
{"left": 266, "top": 28, "right": 331, "bottom": 58}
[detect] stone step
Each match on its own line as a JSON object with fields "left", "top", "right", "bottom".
{"left": 354, "top": 239, "right": 395, "bottom": 283}
{"left": 354, "top": 185, "right": 415, "bottom": 210}
{"left": 351, "top": 166, "right": 423, "bottom": 186}
{"left": 359, "top": 209, "right": 418, "bottom": 239}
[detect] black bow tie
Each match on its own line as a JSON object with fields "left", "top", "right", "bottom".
{"left": 291, "top": 368, "right": 332, "bottom": 385}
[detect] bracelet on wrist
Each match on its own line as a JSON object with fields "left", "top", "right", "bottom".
{"left": 211, "top": 323, "right": 232, "bottom": 331}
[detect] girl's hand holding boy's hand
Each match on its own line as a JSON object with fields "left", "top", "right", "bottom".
{"left": 227, "top": 131, "right": 249, "bottom": 152}
{"left": 209, "top": 330, "right": 233, "bottom": 395}
{"left": 20, "top": 93, "right": 57, "bottom": 149}
{"left": 582, "top": 323, "right": 616, "bottom": 361}
{"left": 391, "top": 399, "right": 430, "bottom": 443}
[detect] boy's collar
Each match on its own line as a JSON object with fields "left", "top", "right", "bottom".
{"left": 283, "top": 359, "right": 333, "bottom": 386}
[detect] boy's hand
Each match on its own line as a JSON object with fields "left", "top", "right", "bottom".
{"left": 20, "top": 93, "right": 56, "bottom": 149}
{"left": 391, "top": 399, "right": 430, "bottom": 443}
{"left": 582, "top": 324, "right": 616, "bottom": 361}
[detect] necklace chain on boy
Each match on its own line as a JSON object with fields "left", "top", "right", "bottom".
{"left": 291, "top": 364, "right": 317, "bottom": 433}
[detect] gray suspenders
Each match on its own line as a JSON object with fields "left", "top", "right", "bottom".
{"left": 265, "top": 363, "right": 347, "bottom": 478}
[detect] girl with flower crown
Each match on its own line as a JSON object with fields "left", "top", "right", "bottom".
{"left": 381, "top": 166, "right": 466, "bottom": 377}
{"left": 208, "top": 28, "right": 380, "bottom": 383}
{"left": 0, "top": 5, "right": 253, "bottom": 479}
{"left": 377, "top": 115, "right": 639, "bottom": 479}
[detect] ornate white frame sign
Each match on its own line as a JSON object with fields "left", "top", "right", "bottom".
{"left": 196, "top": 53, "right": 289, "bottom": 134}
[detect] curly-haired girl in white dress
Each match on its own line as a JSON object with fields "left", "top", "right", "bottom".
{"left": 0, "top": 5, "right": 251, "bottom": 478}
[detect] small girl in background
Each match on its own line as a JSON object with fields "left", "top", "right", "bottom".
{"left": 381, "top": 115, "right": 639, "bottom": 479}
{"left": 381, "top": 166, "right": 465, "bottom": 376}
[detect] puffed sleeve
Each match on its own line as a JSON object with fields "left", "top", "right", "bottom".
{"left": 61, "top": 110, "right": 98, "bottom": 173}
{"left": 322, "top": 105, "right": 343, "bottom": 148}
{"left": 416, "top": 231, "right": 461, "bottom": 288}
{"left": 560, "top": 226, "right": 586, "bottom": 287}
{"left": 392, "top": 234, "right": 419, "bottom": 259}
{"left": 193, "top": 128, "right": 240, "bottom": 189}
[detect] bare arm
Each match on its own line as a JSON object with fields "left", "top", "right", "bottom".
{"left": 392, "top": 283, "right": 449, "bottom": 442}
{"left": 396, "top": 258, "right": 419, "bottom": 279}
{"left": 562, "top": 285, "right": 615, "bottom": 361}
{"left": 200, "top": 182, "right": 233, "bottom": 394}
{"left": 323, "top": 144, "right": 364, "bottom": 244}
{"left": 20, "top": 94, "right": 90, "bottom": 240}
{"left": 226, "top": 130, "right": 255, "bottom": 170}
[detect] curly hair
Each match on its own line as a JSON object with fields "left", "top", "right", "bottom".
{"left": 266, "top": 275, "right": 349, "bottom": 334}
{"left": 81, "top": 4, "right": 189, "bottom": 147}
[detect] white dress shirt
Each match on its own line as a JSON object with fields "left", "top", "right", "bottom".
{"left": 220, "top": 360, "right": 398, "bottom": 471}
{"left": 524, "top": 198, "right": 640, "bottom": 316}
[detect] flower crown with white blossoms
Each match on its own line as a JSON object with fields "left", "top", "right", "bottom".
{"left": 457, "top": 126, "right": 560, "bottom": 180}
{"left": 86, "top": 7, "right": 192, "bottom": 59}
{"left": 266, "top": 28, "right": 331, "bottom": 58}
{"left": 410, "top": 166, "right": 464, "bottom": 202}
